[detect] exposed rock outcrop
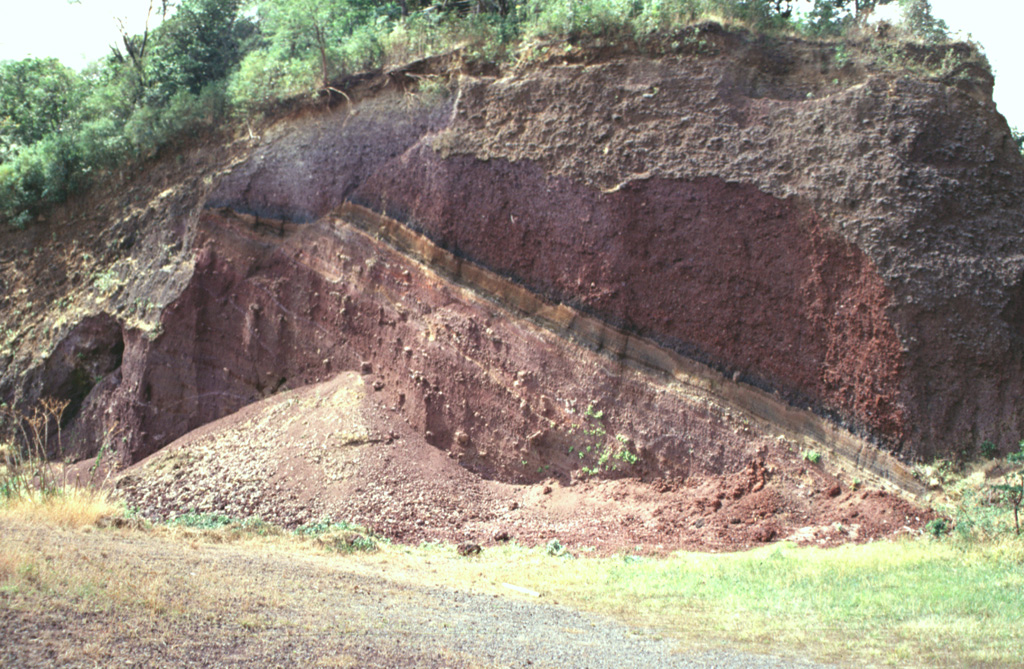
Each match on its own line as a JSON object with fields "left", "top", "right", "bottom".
{"left": 204, "top": 32, "right": 1024, "bottom": 462}
{"left": 3, "top": 27, "right": 1023, "bottom": 487}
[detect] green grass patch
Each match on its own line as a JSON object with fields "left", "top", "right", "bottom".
{"left": 293, "top": 517, "right": 380, "bottom": 553}
{"left": 165, "top": 511, "right": 240, "bottom": 530}
{"left": 427, "top": 537, "right": 1024, "bottom": 667}
{"left": 293, "top": 517, "right": 367, "bottom": 536}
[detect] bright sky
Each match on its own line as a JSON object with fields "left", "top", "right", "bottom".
{"left": 878, "top": 0, "right": 1024, "bottom": 130}
{"left": 0, "top": 0, "right": 1021, "bottom": 128}
{"left": 0, "top": 0, "right": 160, "bottom": 67}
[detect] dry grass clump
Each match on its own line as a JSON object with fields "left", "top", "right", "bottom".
{"left": 0, "top": 487, "right": 120, "bottom": 529}
{"left": 1, "top": 397, "right": 122, "bottom": 529}
{"left": 0, "top": 543, "right": 29, "bottom": 584}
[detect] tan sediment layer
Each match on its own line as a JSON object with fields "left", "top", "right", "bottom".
{"left": 332, "top": 201, "right": 925, "bottom": 497}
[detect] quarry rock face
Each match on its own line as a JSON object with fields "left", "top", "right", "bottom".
{"left": 205, "top": 33, "right": 1024, "bottom": 463}
{"left": 4, "top": 28, "right": 1024, "bottom": 481}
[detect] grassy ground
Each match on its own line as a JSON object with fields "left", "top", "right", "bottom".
{"left": 470, "top": 539, "right": 1024, "bottom": 667}
{"left": 2, "top": 491, "right": 1022, "bottom": 667}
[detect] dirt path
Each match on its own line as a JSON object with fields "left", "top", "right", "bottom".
{"left": 1, "top": 520, "right": 826, "bottom": 668}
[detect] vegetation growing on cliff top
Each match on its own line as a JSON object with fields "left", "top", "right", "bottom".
{"left": 0, "top": 0, "right": 982, "bottom": 228}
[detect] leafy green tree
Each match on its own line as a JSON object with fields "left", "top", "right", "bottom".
{"left": 106, "top": 0, "right": 173, "bottom": 98}
{"left": 898, "top": 0, "right": 947, "bottom": 43}
{"left": 258, "top": 0, "right": 389, "bottom": 89}
{"left": 521, "top": 0, "right": 640, "bottom": 39}
{"left": 147, "top": 0, "right": 258, "bottom": 101}
{"left": 0, "top": 58, "right": 80, "bottom": 160}
{"left": 0, "top": 132, "right": 82, "bottom": 227}
{"left": 228, "top": 0, "right": 400, "bottom": 112}
{"left": 828, "top": 0, "right": 894, "bottom": 17}
{"left": 801, "top": 0, "right": 847, "bottom": 35}
{"left": 800, "top": 0, "right": 894, "bottom": 36}
{"left": 761, "top": 0, "right": 794, "bottom": 18}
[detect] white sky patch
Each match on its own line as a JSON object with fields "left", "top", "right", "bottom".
{"left": 873, "top": 0, "right": 1024, "bottom": 130}
{"left": 930, "top": 0, "right": 1024, "bottom": 130}
{"left": 0, "top": 0, "right": 161, "bottom": 66}
{"left": 0, "top": 0, "right": 1021, "bottom": 127}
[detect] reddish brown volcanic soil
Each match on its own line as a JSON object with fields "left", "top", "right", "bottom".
{"left": 4, "top": 31, "right": 1022, "bottom": 551}
{"left": 355, "top": 155, "right": 906, "bottom": 439}
{"left": 203, "top": 36, "right": 1024, "bottom": 461}
{"left": 90, "top": 207, "right": 931, "bottom": 551}
{"left": 115, "top": 364, "right": 932, "bottom": 554}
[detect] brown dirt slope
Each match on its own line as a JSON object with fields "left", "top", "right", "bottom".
{"left": 115, "top": 366, "right": 930, "bottom": 552}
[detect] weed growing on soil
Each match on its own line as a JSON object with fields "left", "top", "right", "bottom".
{"left": 0, "top": 487, "right": 120, "bottom": 529}
{"left": 800, "top": 449, "right": 821, "bottom": 465}
{"left": 294, "top": 517, "right": 367, "bottom": 536}
{"left": 545, "top": 539, "right": 569, "bottom": 557}
{"left": 570, "top": 404, "right": 641, "bottom": 477}
{"left": 924, "top": 517, "right": 948, "bottom": 538}
{"left": 910, "top": 443, "right": 1024, "bottom": 540}
{"left": 161, "top": 508, "right": 292, "bottom": 540}
{"left": 166, "top": 511, "right": 242, "bottom": 530}
{"left": 1, "top": 398, "right": 71, "bottom": 499}
{"left": 833, "top": 43, "right": 851, "bottom": 68}
{"left": 943, "top": 443, "right": 1024, "bottom": 538}
{"left": 295, "top": 517, "right": 380, "bottom": 552}
{"left": 160, "top": 512, "right": 284, "bottom": 540}
{"left": 316, "top": 533, "right": 378, "bottom": 553}
{"left": 912, "top": 457, "right": 959, "bottom": 488}
{"left": 992, "top": 455, "right": 1024, "bottom": 536}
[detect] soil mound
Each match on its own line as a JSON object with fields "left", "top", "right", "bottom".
{"left": 116, "top": 371, "right": 932, "bottom": 552}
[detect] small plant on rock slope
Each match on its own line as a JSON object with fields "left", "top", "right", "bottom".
{"left": 801, "top": 449, "right": 822, "bottom": 465}
{"left": 990, "top": 443, "right": 1024, "bottom": 535}
{"left": 545, "top": 538, "right": 568, "bottom": 557}
{"left": 569, "top": 404, "right": 641, "bottom": 477}
{"left": 924, "top": 517, "right": 949, "bottom": 538}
